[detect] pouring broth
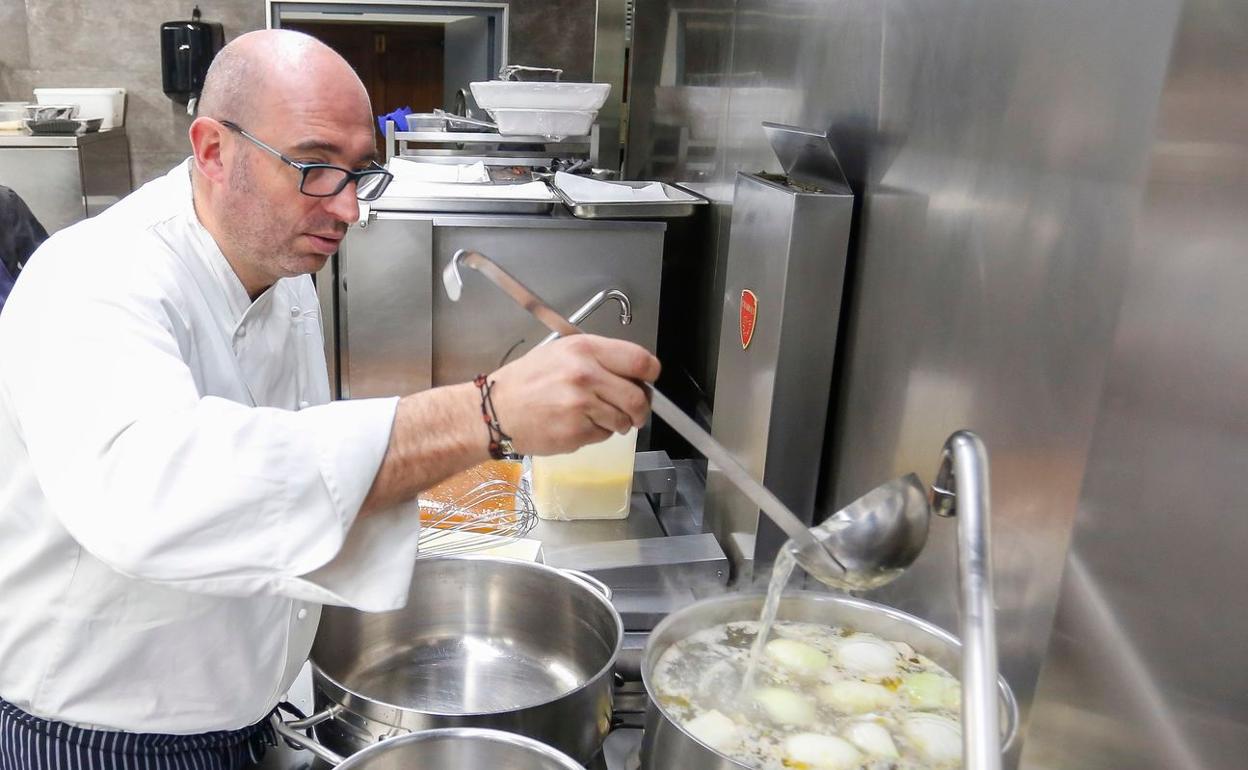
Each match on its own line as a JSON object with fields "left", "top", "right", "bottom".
{"left": 652, "top": 619, "right": 964, "bottom": 770}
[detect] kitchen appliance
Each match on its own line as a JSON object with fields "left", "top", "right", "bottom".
{"left": 160, "top": 6, "right": 224, "bottom": 113}
{"left": 702, "top": 122, "right": 854, "bottom": 583}
{"left": 638, "top": 591, "right": 1019, "bottom": 769}
{"left": 286, "top": 557, "right": 622, "bottom": 764}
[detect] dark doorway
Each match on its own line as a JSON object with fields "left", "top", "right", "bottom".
{"left": 285, "top": 21, "right": 445, "bottom": 137}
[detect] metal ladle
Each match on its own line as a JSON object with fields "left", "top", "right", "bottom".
{"left": 442, "top": 249, "right": 847, "bottom": 584}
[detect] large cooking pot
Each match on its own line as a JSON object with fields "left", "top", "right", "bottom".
{"left": 292, "top": 556, "right": 622, "bottom": 764}
{"left": 639, "top": 591, "right": 1020, "bottom": 769}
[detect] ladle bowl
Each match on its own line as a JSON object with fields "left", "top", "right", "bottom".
{"left": 788, "top": 473, "right": 931, "bottom": 590}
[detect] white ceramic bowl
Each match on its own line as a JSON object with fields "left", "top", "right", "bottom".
{"left": 489, "top": 109, "right": 596, "bottom": 138}
{"left": 470, "top": 81, "right": 610, "bottom": 111}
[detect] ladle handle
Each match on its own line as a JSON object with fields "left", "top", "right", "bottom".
{"left": 446, "top": 250, "right": 840, "bottom": 571}
{"left": 932, "top": 430, "right": 1001, "bottom": 770}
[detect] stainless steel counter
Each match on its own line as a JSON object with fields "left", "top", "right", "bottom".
{"left": 0, "top": 129, "right": 130, "bottom": 149}
{"left": 0, "top": 128, "right": 132, "bottom": 233}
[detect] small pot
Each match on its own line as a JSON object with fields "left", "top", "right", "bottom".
{"left": 273, "top": 724, "right": 583, "bottom": 769}
{"left": 639, "top": 591, "right": 1020, "bottom": 769}
{"left": 283, "top": 556, "right": 622, "bottom": 764}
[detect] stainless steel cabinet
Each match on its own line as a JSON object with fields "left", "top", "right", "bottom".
{"left": 0, "top": 129, "right": 132, "bottom": 233}
{"left": 327, "top": 212, "right": 666, "bottom": 400}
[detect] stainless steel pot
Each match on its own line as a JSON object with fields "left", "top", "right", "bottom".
{"left": 639, "top": 591, "right": 1020, "bottom": 769}
{"left": 301, "top": 556, "right": 622, "bottom": 764}
{"left": 328, "top": 727, "right": 583, "bottom": 769}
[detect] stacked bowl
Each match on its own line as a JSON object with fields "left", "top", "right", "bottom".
{"left": 469, "top": 81, "right": 610, "bottom": 138}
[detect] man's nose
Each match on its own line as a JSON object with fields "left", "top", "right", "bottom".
{"left": 323, "top": 183, "right": 360, "bottom": 225}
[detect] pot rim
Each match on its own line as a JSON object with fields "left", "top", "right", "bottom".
{"left": 311, "top": 554, "right": 624, "bottom": 719}
{"left": 640, "top": 590, "right": 1020, "bottom": 764}
{"left": 334, "top": 726, "right": 584, "bottom": 770}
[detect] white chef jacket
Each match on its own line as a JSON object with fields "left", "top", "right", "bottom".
{"left": 0, "top": 160, "right": 422, "bottom": 733}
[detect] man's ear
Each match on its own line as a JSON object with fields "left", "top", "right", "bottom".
{"left": 189, "top": 118, "right": 228, "bottom": 185}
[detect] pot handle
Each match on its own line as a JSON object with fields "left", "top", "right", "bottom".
{"left": 270, "top": 706, "right": 346, "bottom": 766}
{"left": 560, "top": 568, "right": 613, "bottom": 601}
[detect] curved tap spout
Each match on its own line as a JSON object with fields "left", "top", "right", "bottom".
{"left": 539, "top": 289, "right": 632, "bottom": 346}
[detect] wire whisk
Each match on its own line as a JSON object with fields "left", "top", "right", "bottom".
{"left": 417, "top": 479, "right": 538, "bottom": 557}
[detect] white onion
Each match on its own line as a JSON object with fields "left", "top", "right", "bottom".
{"left": 783, "top": 733, "right": 863, "bottom": 770}
{"left": 754, "top": 687, "right": 817, "bottom": 726}
{"left": 765, "top": 638, "right": 830, "bottom": 676}
{"left": 817, "top": 680, "right": 898, "bottom": 714}
{"left": 684, "top": 709, "right": 740, "bottom": 753}
{"left": 844, "top": 720, "right": 900, "bottom": 758}
{"left": 904, "top": 713, "right": 963, "bottom": 763}
{"left": 835, "top": 633, "right": 901, "bottom": 677}
{"left": 901, "top": 671, "right": 962, "bottom": 711}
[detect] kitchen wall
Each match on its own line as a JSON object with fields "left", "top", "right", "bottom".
{"left": 627, "top": 0, "right": 1180, "bottom": 759}
{"left": 1021, "top": 0, "right": 1248, "bottom": 765}
{"left": 0, "top": 0, "right": 596, "bottom": 185}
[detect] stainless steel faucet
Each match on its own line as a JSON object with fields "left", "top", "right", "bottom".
{"left": 538, "top": 289, "right": 632, "bottom": 346}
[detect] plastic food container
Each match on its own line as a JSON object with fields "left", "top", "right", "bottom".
{"left": 470, "top": 81, "right": 610, "bottom": 111}
{"left": 531, "top": 428, "right": 637, "bottom": 520}
{"left": 0, "top": 102, "right": 28, "bottom": 131}
{"left": 34, "top": 88, "right": 126, "bottom": 129}
{"left": 489, "top": 109, "right": 596, "bottom": 138}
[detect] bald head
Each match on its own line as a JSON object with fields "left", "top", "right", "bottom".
{"left": 197, "top": 29, "right": 370, "bottom": 129}
{"left": 188, "top": 28, "right": 378, "bottom": 299}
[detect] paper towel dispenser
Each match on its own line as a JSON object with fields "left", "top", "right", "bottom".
{"left": 160, "top": 6, "right": 224, "bottom": 112}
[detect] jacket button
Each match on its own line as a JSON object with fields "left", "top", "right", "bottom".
{"left": 290, "top": 306, "right": 301, "bottom": 317}
{"left": 235, "top": 326, "right": 247, "bottom": 338}
{"left": 297, "top": 608, "right": 308, "bottom": 620}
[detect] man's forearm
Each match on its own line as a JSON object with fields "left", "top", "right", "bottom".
{"left": 359, "top": 382, "right": 488, "bottom": 514}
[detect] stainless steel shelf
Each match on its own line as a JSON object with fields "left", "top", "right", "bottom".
{"left": 395, "top": 130, "right": 592, "bottom": 145}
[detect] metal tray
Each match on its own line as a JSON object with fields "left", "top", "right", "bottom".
{"left": 551, "top": 181, "right": 707, "bottom": 219}
{"left": 369, "top": 195, "right": 556, "bottom": 215}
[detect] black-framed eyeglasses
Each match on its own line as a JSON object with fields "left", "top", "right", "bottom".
{"left": 219, "top": 120, "right": 393, "bottom": 202}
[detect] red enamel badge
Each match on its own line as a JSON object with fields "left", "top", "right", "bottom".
{"left": 740, "top": 289, "right": 758, "bottom": 350}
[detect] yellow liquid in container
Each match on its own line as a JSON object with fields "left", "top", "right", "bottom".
{"left": 531, "top": 428, "right": 637, "bottom": 520}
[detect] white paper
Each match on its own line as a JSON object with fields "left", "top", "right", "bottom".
{"left": 382, "top": 179, "right": 555, "bottom": 200}
{"left": 386, "top": 158, "right": 490, "bottom": 183}
{"left": 554, "top": 171, "right": 670, "bottom": 203}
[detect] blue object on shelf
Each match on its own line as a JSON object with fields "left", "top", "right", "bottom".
{"left": 377, "top": 107, "right": 413, "bottom": 135}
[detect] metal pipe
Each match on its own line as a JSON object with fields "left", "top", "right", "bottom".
{"left": 539, "top": 289, "right": 632, "bottom": 346}
{"left": 931, "top": 430, "right": 1001, "bottom": 770}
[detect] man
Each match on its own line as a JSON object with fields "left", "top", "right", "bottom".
{"left": 0, "top": 30, "right": 658, "bottom": 769}
{"left": 0, "top": 185, "right": 48, "bottom": 313}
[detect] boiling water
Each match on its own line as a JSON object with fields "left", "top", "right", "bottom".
{"left": 739, "top": 548, "right": 797, "bottom": 696}
{"left": 656, "top": 544, "right": 964, "bottom": 770}
{"left": 654, "top": 619, "right": 965, "bottom": 769}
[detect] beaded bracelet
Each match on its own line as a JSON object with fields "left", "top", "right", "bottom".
{"left": 474, "top": 374, "right": 519, "bottom": 460}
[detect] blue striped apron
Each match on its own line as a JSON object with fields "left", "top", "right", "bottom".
{"left": 0, "top": 698, "right": 274, "bottom": 770}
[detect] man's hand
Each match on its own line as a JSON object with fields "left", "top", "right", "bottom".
{"left": 359, "top": 335, "right": 660, "bottom": 515}
{"left": 489, "top": 335, "right": 661, "bottom": 456}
